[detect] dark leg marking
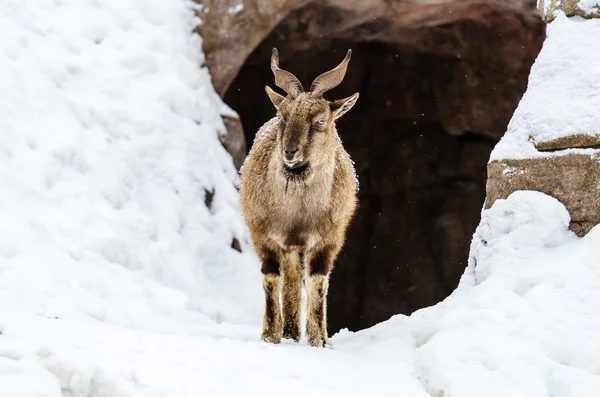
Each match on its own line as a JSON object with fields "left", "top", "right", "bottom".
{"left": 259, "top": 247, "right": 282, "bottom": 343}
{"left": 309, "top": 245, "right": 336, "bottom": 276}
{"left": 260, "top": 248, "right": 280, "bottom": 275}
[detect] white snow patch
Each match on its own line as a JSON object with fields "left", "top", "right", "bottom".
{"left": 490, "top": 12, "right": 600, "bottom": 161}
{"left": 501, "top": 165, "right": 524, "bottom": 176}
{"left": 579, "top": 0, "right": 600, "bottom": 14}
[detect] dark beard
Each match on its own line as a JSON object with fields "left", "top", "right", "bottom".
{"left": 283, "top": 162, "right": 310, "bottom": 181}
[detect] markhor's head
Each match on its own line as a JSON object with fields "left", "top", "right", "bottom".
{"left": 265, "top": 48, "right": 359, "bottom": 176}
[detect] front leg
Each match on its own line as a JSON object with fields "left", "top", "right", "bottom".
{"left": 306, "top": 246, "right": 337, "bottom": 347}
{"left": 306, "top": 274, "right": 329, "bottom": 347}
{"left": 259, "top": 248, "right": 282, "bottom": 344}
{"left": 282, "top": 252, "right": 302, "bottom": 342}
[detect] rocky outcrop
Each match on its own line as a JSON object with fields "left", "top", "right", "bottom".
{"left": 195, "top": 0, "right": 307, "bottom": 96}
{"left": 487, "top": 155, "right": 600, "bottom": 236}
{"left": 197, "top": 1, "right": 544, "bottom": 106}
{"left": 198, "top": 0, "right": 545, "bottom": 332}
{"left": 487, "top": 1, "right": 600, "bottom": 240}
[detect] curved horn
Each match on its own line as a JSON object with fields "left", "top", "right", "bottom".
{"left": 271, "top": 48, "right": 303, "bottom": 98}
{"left": 309, "top": 49, "right": 352, "bottom": 97}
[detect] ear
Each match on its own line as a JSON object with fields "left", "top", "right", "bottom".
{"left": 330, "top": 93, "right": 359, "bottom": 120}
{"left": 265, "top": 86, "right": 285, "bottom": 109}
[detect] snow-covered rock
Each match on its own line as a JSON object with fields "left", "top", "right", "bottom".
{"left": 487, "top": 10, "right": 600, "bottom": 236}
{"left": 491, "top": 12, "right": 600, "bottom": 160}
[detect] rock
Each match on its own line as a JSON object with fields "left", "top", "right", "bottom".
{"left": 486, "top": 154, "right": 600, "bottom": 236}
{"left": 258, "top": 0, "right": 544, "bottom": 140}
{"left": 204, "top": 188, "right": 214, "bottom": 209}
{"left": 196, "top": 0, "right": 544, "bottom": 113}
{"left": 231, "top": 237, "right": 242, "bottom": 253}
{"left": 194, "top": 0, "right": 306, "bottom": 96}
{"left": 488, "top": 3, "right": 600, "bottom": 238}
{"left": 538, "top": 0, "right": 600, "bottom": 23}
{"left": 535, "top": 134, "right": 600, "bottom": 151}
{"left": 220, "top": 115, "right": 247, "bottom": 170}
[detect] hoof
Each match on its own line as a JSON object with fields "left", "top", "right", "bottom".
{"left": 282, "top": 327, "right": 301, "bottom": 342}
{"left": 261, "top": 332, "right": 282, "bottom": 344}
{"left": 308, "top": 336, "right": 331, "bottom": 348}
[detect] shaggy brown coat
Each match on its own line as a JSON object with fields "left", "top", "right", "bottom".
{"left": 239, "top": 49, "right": 359, "bottom": 347}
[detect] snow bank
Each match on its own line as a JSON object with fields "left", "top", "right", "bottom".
{"left": 352, "top": 191, "right": 600, "bottom": 397}
{"left": 490, "top": 12, "right": 600, "bottom": 160}
{"left": 0, "top": 0, "right": 262, "bottom": 332}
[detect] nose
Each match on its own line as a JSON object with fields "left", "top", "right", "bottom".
{"left": 284, "top": 146, "right": 298, "bottom": 160}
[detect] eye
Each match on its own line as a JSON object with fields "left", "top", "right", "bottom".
{"left": 313, "top": 119, "right": 326, "bottom": 131}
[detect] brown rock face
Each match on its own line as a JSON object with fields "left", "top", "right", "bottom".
{"left": 200, "top": 0, "right": 545, "bottom": 333}
{"left": 219, "top": 116, "right": 247, "bottom": 170}
{"left": 195, "top": 0, "right": 308, "bottom": 96}
{"left": 535, "top": 134, "right": 600, "bottom": 151}
{"left": 197, "top": 1, "right": 544, "bottom": 107}
{"left": 487, "top": 155, "right": 600, "bottom": 237}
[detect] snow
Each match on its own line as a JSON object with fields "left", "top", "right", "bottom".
{"left": 0, "top": 0, "right": 263, "bottom": 355}
{"left": 490, "top": 12, "right": 600, "bottom": 161}
{"left": 411, "top": 191, "right": 600, "bottom": 396}
{"left": 579, "top": 0, "right": 600, "bottom": 14}
{"left": 9, "top": 186, "right": 599, "bottom": 396}
{"left": 2, "top": 0, "right": 600, "bottom": 396}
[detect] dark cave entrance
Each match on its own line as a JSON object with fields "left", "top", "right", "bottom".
{"left": 223, "top": 10, "right": 541, "bottom": 334}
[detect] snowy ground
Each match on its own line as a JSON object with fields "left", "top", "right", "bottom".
{"left": 1, "top": 1, "right": 599, "bottom": 396}
{"left": 3, "top": 189, "right": 599, "bottom": 396}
